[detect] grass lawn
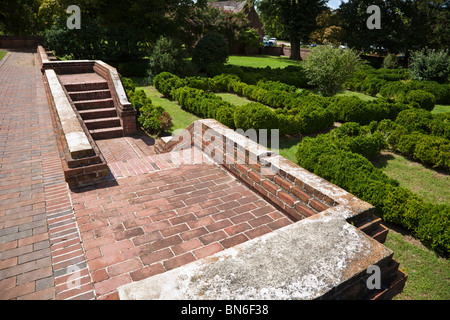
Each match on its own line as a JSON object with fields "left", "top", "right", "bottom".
{"left": 0, "top": 51, "right": 7, "bottom": 61}
{"left": 140, "top": 86, "right": 200, "bottom": 132}
{"left": 216, "top": 93, "right": 252, "bottom": 106}
{"left": 372, "top": 152, "right": 449, "bottom": 205}
{"left": 432, "top": 105, "right": 450, "bottom": 114}
{"left": 385, "top": 229, "right": 450, "bottom": 300}
{"left": 227, "top": 55, "right": 301, "bottom": 69}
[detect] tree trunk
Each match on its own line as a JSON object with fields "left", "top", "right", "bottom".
{"left": 289, "top": 37, "right": 302, "bottom": 60}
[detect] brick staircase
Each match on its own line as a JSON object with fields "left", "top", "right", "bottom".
{"left": 63, "top": 78, "right": 124, "bottom": 140}
{"left": 349, "top": 210, "right": 389, "bottom": 243}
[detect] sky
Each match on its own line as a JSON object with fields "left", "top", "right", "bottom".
{"left": 327, "top": 0, "right": 348, "bottom": 9}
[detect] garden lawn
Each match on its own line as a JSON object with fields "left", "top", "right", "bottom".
{"left": 432, "top": 105, "right": 450, "bottom": 114}
{"left": 216, "top": 93, "right": 252, "bottom": 106}
{"left": 371, "top": 151, "right": 449, "bottom": 205}
{"left": 385, "top": 230, "right": 450, "bottom": 300}
{"left": 0, "top": 51, "right": 7, "bottom": 61}
{"left": 227, "top": 55, "right": 301, "bottom": 69}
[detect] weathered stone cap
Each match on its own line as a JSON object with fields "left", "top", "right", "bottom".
{"left": 45, "top": 69, "right": 94, "bottom": 158}
{"left": 117, "top": 209, "right": 393, "bottom": 300}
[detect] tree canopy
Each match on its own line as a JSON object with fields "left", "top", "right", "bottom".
{"left": 256, "top": 0, "right": 328, "bottom": 60}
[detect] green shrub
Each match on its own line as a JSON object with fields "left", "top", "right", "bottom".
{"left": 147, "top": 36, "right": 184, "bottom": 82}
{"left": 429, "top": 113, "right": 450, "bottom": 140}
{"left": 192, "top": 32, "right": 229, "bottom": 70}
{"left": 123, "top": 79, "right": 174, "bottom": 136}
{"left": 382, "top": 54, "right": 399, "bottom": 69}
{"left": 303, "top": 46, "right": 364, "bottom": 96}
{"left": 379, "top": 81, "right": 409, "bottom": 99}
{"left": 138, "top": 104, "right": 173, "bottom": 136}
{"left": 395, "top": 109, "right": 433, "bottom": 134}
{"left": 295, "top": 129, "right": 449, "bottom": 256}
{"left": 413, "top": 135, "right": 450, "bottom": 169}
{"left": 215, "top": 104, "right": 236, "bottom": 129}
{"left": 409, "top": 48, "right": 450, "bottom": 84}
{"left": 234, "top": 103, "right": 279, "bottom": 132}
{"left": 408, "top": 80, "right": 449, "bottom": 105}
{"left": 405, "top": 90, "right": 436, "bottom": 111}
{"left": 397, "top": 132, "right": 422, "bottom": 156}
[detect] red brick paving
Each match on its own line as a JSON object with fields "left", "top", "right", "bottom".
{"left": 71, "top": 145, "right": 293, "bottom": 299}
{"left": 1, "top": 51, "right": 294, "bottom": 300}
{"left": 0, "top": 51, "right": 95, "bottom": 300}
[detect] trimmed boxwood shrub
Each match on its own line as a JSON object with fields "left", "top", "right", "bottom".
{"left": 405, "top": 90, "right": 436, "bottom": 111}
{"left": 295, "top": 128, "right": 449, "bottom": 256}
{"left": 329, "top": 96, "right": 407, "bottom": 125}
{"left": 215, "top": 104, "right": 236, "bottom": 129}
{"left": 234, "top": 103, "right": 279, "bottom": 132}
{"left": 395, "top": 109, "right": 434, "bottom": 134}
{"left": 122, "top": 76, "right": 174, "bottom": 136}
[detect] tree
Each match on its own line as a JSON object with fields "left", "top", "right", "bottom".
{"left": 310, "top": 8, "right": 345, "bottom": 45}
{"left": 0, "top": 0, "right": 43, "bottom": 35}
{"left": 256, "top": 0, "right": 327, "bottom": 60}
{"left": 303, "top": 45, "right": 363, "bottom": 96}
{"left": 338, "top": 0, "right": 450, "bottom": 55}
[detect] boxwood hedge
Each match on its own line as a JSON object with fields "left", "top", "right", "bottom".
{"left": 295, "top": 123, "right": 449, "bottom": 256}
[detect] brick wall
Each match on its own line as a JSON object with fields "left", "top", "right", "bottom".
{"left": 41, "top": 68, "right": 110, "bottom": 189}
{"left": 156, "top": 120, "right": 337, "bottom": 222}
{"left": 0, "top": 35, "right": 43, "bottom": 49}
{"left": 155, "top": 119, "right": 407, "bottom": 300}
{"left": 93, "top": 61, "right": 136, "bottom": 135}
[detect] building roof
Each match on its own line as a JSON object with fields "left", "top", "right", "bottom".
{"left": 210, "top": 0, "right": 247, "bottom": 13}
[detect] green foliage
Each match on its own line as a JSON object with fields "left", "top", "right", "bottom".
{"left": 382, "top": 54, "right": 399, "bottom": 69}
{"left": 192, "top": 32, "right": 229, "bottom": 70}
{"left": 234, "top": 103, "right": 279, "bottom": 132}
{"left": 215, "top": 104, "right": 236, "bottom": 129}
{"left": 409, "top": 48, "right": 450, "bottom": 84}
{"left": 329, "top": 96, "right": 407, "bottom": 125}
{"left": 405, "top": 90, "right": 436, "bottom": 111}
{"left": 395, "top": 109, "right": 434, "bottom": 134}
{"left": 295, "top": 124, "right": 450, "bottom": 256}
{"left": 43, "top": 16, "right": 146, "bottom": 61}
{"left": 379, "top": 80, "right": 450, "bottom": 105}
{"left": 122, "top": 77, "right": 173, "bottom": 136}
{"left": 147, "top": 36, "right": 184, "bottom": 82}
{"left": 303, "top": 45, "right": 364, "bottom": 96}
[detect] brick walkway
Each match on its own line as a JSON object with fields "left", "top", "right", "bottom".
{"left": 0, "top": 52, "right": 64, "bottom": 299}
{"left": 72, "top": 141, "right": 293, "bottom": 299}
{"left": 0, "top": 51, "right": 293, "bottom": 300}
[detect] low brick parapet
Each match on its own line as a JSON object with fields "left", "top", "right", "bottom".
{"left": 42, "top": 67, "right": 109, "bottom": 189}
{"left": 37, "top": 46, "right": 136, "bottom": 136}
{"left": 149, "top": 119, "right": 407, "bottom": 300}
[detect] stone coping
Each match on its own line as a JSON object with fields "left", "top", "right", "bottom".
{"left": 44, "top": 69, "right": 94, "bottom": 159}
{"left": 120, "top": 119, "right": 404, "bottom": 300}
{"left": 118, "top": 210, "right": 393, "bottom": 300}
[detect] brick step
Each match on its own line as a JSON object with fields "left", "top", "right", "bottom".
{"left": 357, "top": 216, "right": 382, "bottom": 234}
{"left": 84, "top": 117, "right": 121, "bottom": 130}
{"left": 89, "top": 127, "right": 124, "bottom": 140}
{"left": 78, "top": 107, "right": 118, "bottom": 120}
{"left": 64, "top": 81, "right": 109, "bottom": 92}
{"left": 369, "top": 268, "right": 408, "bottom": 300}
{"left": 68, "top": 89, "right": 111, "bottom": 101}
{"left": 74, "top": 98, "right": 114, "bottom": 110}
{"left": 368, "top": 224, "right": 389, "bottom": 243}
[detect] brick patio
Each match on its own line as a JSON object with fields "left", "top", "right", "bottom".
{"left": 0, "top": 51, "right": 292, "bottom": 300}
{"left": 72, "top": 139, "right": 293, "bottom": 299}
{"left": 1, "top": 50, "right": 406, "bottom": 300}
